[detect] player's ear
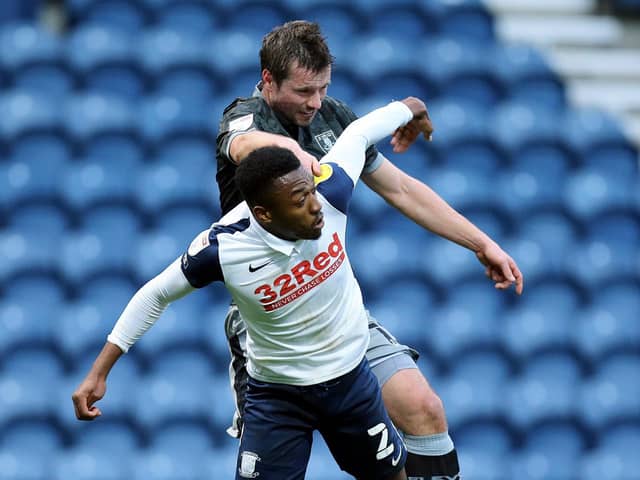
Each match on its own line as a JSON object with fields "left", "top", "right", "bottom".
{"left": 253, "top": 205, "right": 272, "bottom": 224}
{"left": 262, "top": 69, "right": 273, "bottom": 88}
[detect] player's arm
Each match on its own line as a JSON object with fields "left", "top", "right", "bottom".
{"left": 71, "top": 227, "right": 229, "bottom": 421}
{"left": 71, "top": 258, "right": 197, "bottom": 420}
{"left": 230, "top": 131, "right": 321, "bottom": 175}
{"left": 362, "top": 161, "right": 524, "bottom": 294}
{"left": 322, "top": 98, "right": 424, "bottom": 183}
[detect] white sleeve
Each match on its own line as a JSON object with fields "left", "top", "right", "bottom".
{"left": 321, "top": 101, "right": 413, "bottom": 183}
{"left": 107, "top": 258, "right": 196, "bottom": 353}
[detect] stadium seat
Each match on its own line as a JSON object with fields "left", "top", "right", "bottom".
{"left": 492, "top": 44, "right": 565, "bottom": 110}
{"left": 564, "top": 166, "right": 638, "bottom": 219}
{"left": 290, "top": 1, "right": 362, "bottom": 39}
{"left": 0, "top": 419, "right": 65, "bottom": 455}
{"left": 367, "top": 278, "right": 438, "bottom": 346}
{"left": 59, "top": 205, "right": 141, "bottom": 283}
{"left": 0, "top": 447, "right": 53, "bottom": 480}
{"left": 455, "top": 419, "right": 514, "bottom": 456}
{"left": 0, "top": 24, "right": 74, "bottom": 96}
{"left": 149, "top": 421, "right": 214, "bottom": 454}
{"left": 422, "top": 38, "right": 502, "bottom": 107}
{"left": 578, "top": 353, "right": 640, "bottom": 430}
{"left": 0, "top": 298, "right": 57, "bottom": 356}
{"left": 66, "top": 25, "right": 145, "bottom": 99}
{"left": 0, "top": 226, "right": 62, "bottom": 280}
{"left": 134, "top": 371, "right": 212, "bottom": 430}
{"left": 152, "top": 0, "right": 217, "bottom": 35}
{"left": 67, "top": 0, "right": 148, "bottom": 32}
{"left": 0, "top": 371, "right": 60, "bottom": 425}
{"left": 457, "top": 447, "right": 507, "bottom": 480}
{"left": 511, "top": 423, "right": 585, "bottom": 480}
{"left": 361, "top": 1, "right": 432, "bottom": 40}
{"left": 7, "top": 201, "right": 69, "bottom": 235}
{"left": 439, "top": 0, "right": 495, "bottom": 43}
{"left": 205, "top": 30, "right": 261, "bottom": 94}
{"left": 151, "top": 204, "right": 215, "bottom": 247}
{"left": 506, "top": 352, "right": 582, "bottom": 429}
{"left": 133, "top": 446, "right": 213, "bottom": 480}
{"left": 222, "top": 1, "right": 291, "bottom": 36}
{"left": 427, "top": 279, "right": 504, "bottom": 360}
{"left": 138, "top": 28, "right": 216, "bottom": 103}
{"left": 439, "top": 350, "right": 511, "bottom": 427}
{"left": 572, "top": 281, "right": 640, "bottom": 359}
{"left": 63, "top": 92, "right": 136, "bottom": 148}
{"left": 305, "top": 430, "right": 351, "bottom": 479}
{"left": 72, "top": 419, "right": 141, "bottom": 453}
{"left": 424, "top": 165, "right": 494, "bottom": 211}
{"left": 579, "top": 427, "right": 640, "bottom": 480}
{"left": 0, "top": 89, "right": 63, "bottom": 141}
{"left": 52, "top": 446, "right": 134, "bottom": 480}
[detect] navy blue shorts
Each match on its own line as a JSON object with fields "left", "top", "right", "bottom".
{"left": 236, "top": 358, "right": 406, "bottom": 479}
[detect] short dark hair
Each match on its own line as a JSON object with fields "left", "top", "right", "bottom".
{"left": 260, "top": 20, "right": 334, "bottom": 85}
{"left": 235, "top": 146, "right": 301, "bottom": 207}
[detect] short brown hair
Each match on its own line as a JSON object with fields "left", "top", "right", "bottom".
{"left": 260, "top": 20, "right": 334, "bottom": 85}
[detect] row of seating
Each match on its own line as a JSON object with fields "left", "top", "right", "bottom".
{"left": 0, "top": 24, "right": 560, "bottom": 107}
{"left": 62, "top": 0, "right": 494, "bottom": 41}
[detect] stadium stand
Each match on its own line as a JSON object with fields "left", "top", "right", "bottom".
{"left": 0, "top": 0, "right": 638, "bottom": 478}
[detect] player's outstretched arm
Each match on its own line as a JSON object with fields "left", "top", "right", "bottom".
{"left": 71, "top": 342, "right": 123, "bottom": 420}
{"left": 230, "top": 131, "right": 321, "bottom": 175}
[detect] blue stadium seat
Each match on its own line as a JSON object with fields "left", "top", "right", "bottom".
{"left": 149, "top": 421, "right": 214, "bottom": 454}
{"left": 564, "top": 166, "right": 638, "bottom": 219}
{"left": 133, "top": 446, "right": 214, "bottom": 480}
{"left": 0, "top": 227, "right": 62, "bottom": 280}
{"left": 500, "top": 304, "right": 573, "bottom": 360}
{"left": 0, "top": 297, "right": 58, "bottom": 356}
{"left": 131, "top": 228, "right": 185, "bottom": 282}
{"left": 72, "top": 420, "right": 141, "bottom": 453}
{"left": 66, "top": 25, "right": 144, "bottom": 99}
{"left": 425, "top": 165, "right": 494, "bottom": 211}
{"left": 439, "top": 350, "right": 511, "bottom": 426}
{"left": 305, "top": 430, "right": 351, "bottom": 479}
{"left": 367, "top": 278, "right": 438, "bottom": 345}
{"left": 151, "top": 0, "right": 217, "bottom": 35}
{"left": 138, "top": 28, "right": 216, "bottom": 103}
{"left": 427, "top": 279, "right": 504, "bottom": 360}
{"left": 422, "top": 38, "right": 502, "bottom": 107}
{"left": 290, "top": 1, "right": 362, "bottom": 39}
{"left": 134, "top": 297, "right": 208, "bottom": 360}
{"left": 0, "top": 89, "right": 64, "bottom": 142}
{"left": 67, "top": 0, "right": 148, "bottom": 32}
{"left": 427, "top": 99, "right": 503, "bottom": 171}
{"left": 0, "top": 371, "right": 60, "bottom": 425}
{"left": 201, "top": 301, "right": 234, "bottom": 361}
{"left": 579, "top": 426, "right": 640, "bottom": 480}
{"left": 0, "top": 419, "right": 64, "bottom": 455}
{"left": 573, "top": 281, "right": 640, "bottom": 359}
{"left": 563, "top": 107, "right": 635, "bottom": 167}
{"left": 457, "top": 448, "right": 507, "bottom": 480}
{"left": 347, "top": 36, "right": 437, "bottom": 101}
{"left": 1, "top": 272, "right": 66, "bottom": 307}
{"left": 361, "top": 0, "right": 433, "bottom": 40}
{"left": 205, "top": 30, "right": 261, "bottom": 93}
{"left": 439, "top": 0, "right": 495, "bottom": 43}
{"left": 511, "top": 423, "right": 585, "bottom": 480}
{"left": 0, "top": 447, "right": 53, "bottom": 480}
{"left": 59, "top": 206, "right": 141, "bottom": 284}
{"left": 8, "top": 202, "right": 70, "bottom": 235}
{"left": 52, "top": 446, "right": 134, "bottom": 480}
{"left": 493, "top": 44, "right": 565, "bottom": 110}
{"left": 151, "top": 204, "right": 215, "bottom": 247}
{"left": 134, "top": 371, "right": 212, "bottom": 430}
{"left": 516, "top": 210, "right": 580, "bottom": 276}
{"left": 63, "top": 92, "right": 136, "bottom": 148}
{"left": 424, "top": 236, "right": 481, "bottom": 288}
{"left": 507, "top": 352, "right": 582, "bottom": 429}
{"left": 578, "top": 353, "right": 640, "bottom": 430}
{"left": 222, "top": 1, "right": 290, "bottom": 36}
{"left": 0, "top": 24, "right": 73, "bottom": 96}
{"left": 455, "top": 420, "right": 514, "bottom": 456}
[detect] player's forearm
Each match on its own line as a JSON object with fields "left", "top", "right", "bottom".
{"left": 107, "top": 258, "right": 195, "bottom": 352}
{"left": 367, "top": 164, "right": 493, "bottom": 253}
{"left": 230, "top": 131, "right": 302, "bottom": 163}
{"left": 86, "top": 341, "right": 124, "bottom": 380}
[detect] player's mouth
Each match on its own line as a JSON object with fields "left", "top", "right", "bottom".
{"left": 313, "top": 213, "right": 324, "bottom": 229}
{"left": 300, "top": 111, "right": 316, "bottom": 120}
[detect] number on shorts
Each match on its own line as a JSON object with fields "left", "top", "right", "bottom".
{"left": 367, "top": 423, "right": 394, "bottom": 460}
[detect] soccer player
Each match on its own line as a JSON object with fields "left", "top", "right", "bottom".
{"left": 72, "top": 97, "right": 441, "bottom": 479}
{"left": 217, "top": 20, "right": 524, "bottom": 479}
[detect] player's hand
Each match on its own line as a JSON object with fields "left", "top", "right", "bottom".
{"left": 296, "top": 148, "right": 322, "bottom": 176}
{"left": 72, "top": 375, "right": 106, "bottom": 421}
{"left": 475, "top": 243, "right": 524, "bottom": 295}
{"left": 392, "top": 97, "right": 434, "bottom": 153}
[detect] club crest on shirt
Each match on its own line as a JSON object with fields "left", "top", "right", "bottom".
{"left": 314, "top": 130, "right": 337, "bottom": 153}
{"left": 239, "top": 451, "right": 260, "bottom": 478}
